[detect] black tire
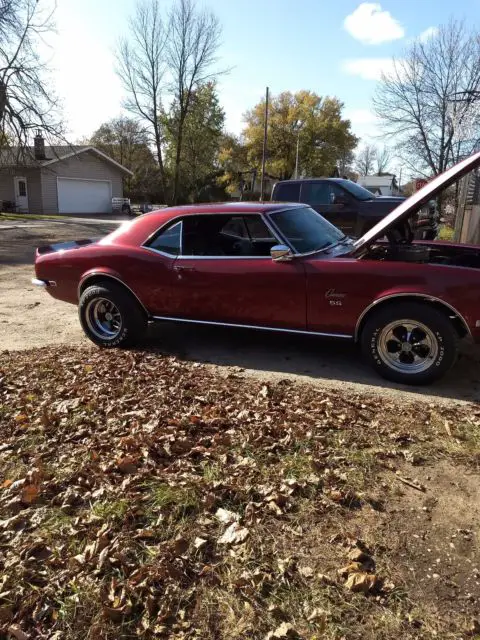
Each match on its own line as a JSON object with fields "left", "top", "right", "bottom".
{"left": 360, "top": 302, "right": 458, "bottom": 385}
{"left": 79, "top": 281, "right": 147, "bottom": 348}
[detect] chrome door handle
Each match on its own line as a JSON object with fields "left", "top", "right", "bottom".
{"left": 173, "top": 265, "right": 196, "bottom": 272}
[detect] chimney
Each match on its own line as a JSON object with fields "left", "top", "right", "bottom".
{"left": 34, "top": 130, "right": 46, "bottom": 161}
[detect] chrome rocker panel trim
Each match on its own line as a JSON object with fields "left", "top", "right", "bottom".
{"left": 152, "top": 315, "right": 353, "bottom": 339}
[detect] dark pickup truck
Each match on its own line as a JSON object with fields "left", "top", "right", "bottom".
{"left": 271, "top": 178, "right": 438, "bottom": 239}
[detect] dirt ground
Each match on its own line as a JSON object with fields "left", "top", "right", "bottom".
{"left": 2, "top": 218, "right": 480, "bottom": 405}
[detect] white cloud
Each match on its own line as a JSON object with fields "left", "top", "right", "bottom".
{"left": 345, "top": 108, "right": 378, "bottom": 125}
{"left": 344, "top": 3, "right": 405, "bottom": 45}
{"left": 344, "top": 108, "right": 380, "bottom": 143}
{"left": 418, "top": 26, "right": 439, "bottom": 42}
{"left": 342, "top": 58, "right": 395, "bottom": 80}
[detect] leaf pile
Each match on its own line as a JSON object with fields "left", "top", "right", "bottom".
{"left": 0, "top": 347, "right": 479, "bottom": 639}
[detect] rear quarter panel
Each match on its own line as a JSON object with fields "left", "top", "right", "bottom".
{"left": 35, "top": 243, "right": 176, "bottom": 312}
{"left": 34, "top": 212, "right": 173, "bottom": 307}
{"left": 305, "top": 256, "right": 480, "bottom": 338}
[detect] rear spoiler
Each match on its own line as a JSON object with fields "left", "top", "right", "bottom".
{"left": 36, "top": 238, "right": 97, "bottom": 256}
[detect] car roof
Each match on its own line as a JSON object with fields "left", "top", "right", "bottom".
{"left": 143, "top": 202, "right": 303, "bottom": 218}
{"left": 275, "top": 178, "right": 349, "bottom": 184}
{"left": 107, "top": 202, "right": 306, "bottom": 247}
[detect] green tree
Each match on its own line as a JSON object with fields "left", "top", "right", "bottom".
{"left": 216, "top": 134, "right": 250, "bottom": 196}
{"left": 90, "top": 117, "right": 160, "bottom": 201}
{"left": 164, "top": 82, "right": 225, "bottom": 203}
{"left": 243, "top": 90, "right": 358, "bottom": 180}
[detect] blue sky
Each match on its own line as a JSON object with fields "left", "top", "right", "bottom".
{"left": 49, "top": 0, "right": 480, "bottom": 148}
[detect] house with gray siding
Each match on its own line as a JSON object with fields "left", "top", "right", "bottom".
{"left": 0, "top": 134, "right": 133, "bottom": 214}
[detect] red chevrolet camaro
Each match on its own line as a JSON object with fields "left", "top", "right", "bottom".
{"left": 34, "top": 152, "right": 480, "bottom": 385}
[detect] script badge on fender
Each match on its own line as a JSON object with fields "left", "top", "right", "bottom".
{"left": 325, "top": 289, "right": 346, "bottom": 307}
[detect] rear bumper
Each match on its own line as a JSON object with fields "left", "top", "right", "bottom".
{"left": 32, "top": 278, "right": 56, "bottom": 288}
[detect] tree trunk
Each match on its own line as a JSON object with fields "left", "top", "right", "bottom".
{"left": 172, "top": 113, "right": 186, "bottom": 205}
{"left": 153, "top": 121, "right": 167, "bottom": 203}
{"left": 0, "top": 81, "right": 7, "bottom": 125}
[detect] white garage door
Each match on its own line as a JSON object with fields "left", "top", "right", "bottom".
{"left": 57, "top": 178, "right": 111, "bottom": 214}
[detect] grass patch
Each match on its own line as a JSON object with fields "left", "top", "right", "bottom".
{"left": 0, "top": 346, "right": 479, "bottom": 638}
{"left": 0, "top": 211, "right": 65, "bottom": 221}
{"left": 201, "top": 461, "right": 223, "bottom": 482}
{"left": 91, "top": 498, "right": 130, "bottom": 521}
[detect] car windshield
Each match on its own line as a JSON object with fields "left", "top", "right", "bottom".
{"left": 269, "top": 206, "right": 345, "bottom": 254}
{"left": 339, "top": 180, "right": 374, "bottom": 201}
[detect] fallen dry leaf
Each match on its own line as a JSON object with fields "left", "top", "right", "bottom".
{"left": 338, "top": 562, "right": 362, "bottom": 577}
{"left": 266, "top": 621, "right": 298, "bottom": 638}
{"left": 20, "top": 484, "right": 39, "bottom": 505}
{"left": 215, "top": 507, "right": 240, "bottom": 524}
{"left": 344, "top": 572, "right": 379, "bottom": 594}
{"left": 194, "top": 537, "right": 208, "bottom": 549}
{"left": 298, "top": 565, "right": 314, "bottom": 578}
{"left": 116, "top": 456, "right": 138, "bottom": 474}
{"left": 173, "top": 536, "right": 189, "bottom": 556}
{"left": 218, "top": 521, "right": 249, "bottom": 545}
{"left": 7, "top": 624, "right": 30, "bottom": 640}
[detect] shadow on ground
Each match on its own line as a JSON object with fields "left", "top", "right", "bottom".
{"left": 147, "top": 321, "right": 480, "bottom": 404}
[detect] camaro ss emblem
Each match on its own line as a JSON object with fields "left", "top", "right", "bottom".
{"left": 325, "top": 289, "right": 346, "bottom": 306}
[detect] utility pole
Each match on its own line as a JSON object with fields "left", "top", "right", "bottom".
{"left": 260, "top": 86, "right": 269, "bottom": 202}
{"left": 294, "top": 132, "right": 300, "bottom": 179}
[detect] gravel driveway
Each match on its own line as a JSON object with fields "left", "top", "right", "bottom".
{"left": 1, "top": 218, "right": 480, "bottom": 405}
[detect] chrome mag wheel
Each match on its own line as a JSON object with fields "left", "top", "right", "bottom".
{"left": 85, "top": 297, "right": 122, "bottom": 340}
{"left": 377, "top": 319, "right": 438, "bottom": 374}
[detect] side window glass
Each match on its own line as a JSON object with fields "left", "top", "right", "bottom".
{"left": 181, "top": 214, "right": 275, "bottom": 257}
{"left": 275, "top": 183, "right": 300, "bottom": 201}
{"left": 244, "top": 216, "right": 274, "bottom": 240}
{"left": 303, "top": 182, "right": 331, "bottom": 205}
{"left": 148, "top": 221, "right": 182, "bottom": 255}
{"left": 330, "top": 184, "right": 348, "bottom": 202}
{"left": 221, "top": 216, "right": 248, "bottom": 238}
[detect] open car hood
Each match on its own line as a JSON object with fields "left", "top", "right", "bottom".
{"left": 352, "top": 150, "right": 480, "bottom": 256}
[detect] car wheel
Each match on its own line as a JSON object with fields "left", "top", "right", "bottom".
{"left": 79, "top": 282, "right": 147, "bottom": 348}
{"left": 360, "top": 302, "right": 458, "bottom": 385}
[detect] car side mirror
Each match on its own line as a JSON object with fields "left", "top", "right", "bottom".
{"left": 271, "top": 244, "right": 293, "bottom": 262}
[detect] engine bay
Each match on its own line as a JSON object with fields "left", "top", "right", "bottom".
{"left": 366, "top": 220, "right": 480, "bottom": 268}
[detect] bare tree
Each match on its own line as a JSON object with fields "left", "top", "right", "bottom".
{"left": 167, "top": 0, "right": 221, "bottom": 204}
{"left": 355, "top": 143, "right": 376, "bottom": 175}
{"left": 0, "top": 1, "right": 20, "bottom": 40}
{"left": 116, "top": 0, "right": 168, "bottom": 200}
{"left": 375, "top": 145, "right": 391, "bottom": 174}
{"left": 374, "top": 20, "right": 480, "bottom": 177}
{"left": 0, "top": 0, "right": 64, "bottom": 157}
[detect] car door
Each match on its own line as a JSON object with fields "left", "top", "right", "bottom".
{"left": 301, "top": 182, "right": 357, "bottom": 235}
{"left": 140, "top": 220, "right": 186, "bottom": 317}
{"left": 161, "top": 213, "right": 307, "bottom": 329}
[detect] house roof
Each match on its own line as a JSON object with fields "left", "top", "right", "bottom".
{"left": 0, "top": 145, "right": 133, "bottom": 176}
{"left": 357, "top": 175, "right": 396, "bottom": 187}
